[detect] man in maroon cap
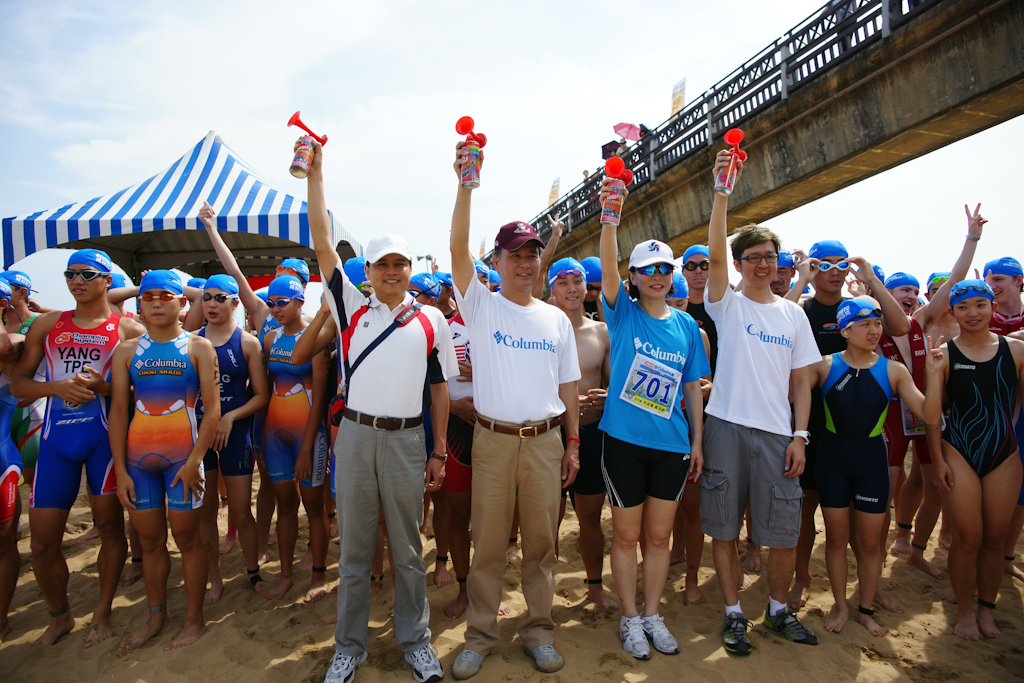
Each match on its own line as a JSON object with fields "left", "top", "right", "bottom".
{"left": 448, "top": 143, "right": 581, "bottom": 679}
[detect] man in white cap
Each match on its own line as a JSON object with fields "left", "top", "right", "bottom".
{"left": 302, "top": 138, "right": 458, "bottom": 683}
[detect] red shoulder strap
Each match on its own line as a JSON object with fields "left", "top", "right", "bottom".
{"left": 413, "top": 310, "right": 434, "bottom": 356}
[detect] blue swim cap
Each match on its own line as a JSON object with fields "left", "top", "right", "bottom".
{"left": 279, "top": 258, "right": 310, "bottom": 283}
{"left": 872, "top": 265, "right": 885, "bottom": 282}
{"left": 473, "top": 259, "right": 490, "bottom": 275}
{"left": 884, "top": 272, "right": 919, "bottom": 291}
{"left": 0, "top": 270, "right": 32, "bottom": 292}
{"left": 434, "top": 271, "right": 453, "bottom": 290}
{"left": 67, "top": 248, "right": 113, "bottom": 273}
{"left": 0, "top": 279, "right": 11, "bottom": 302}
{"left": 186, "top": 277, "right": 207, "bottom": 290}
{"left": 139, "top": 270, "right": 183, "bottom": 295}
{"left": 549, "top": 257, "right": 586, "bottom": 286}
{"left": 268, "top": 275, "right": 305, "bottom": 301}
{"left": 777, "top": 251, "right": 795, "bottom": 268}
{"left": 255, "top": 288, "right": 269, "bottom": 303}
{"left": 343, "top": 257, "right": 368, "bottom": 286}
{"left": 949, "top": 279, "right": 994, "bottom": 307}
{"left": 410, "top": 272, "right": 441, "bottom": 298}
{"left": 984, "top": 257, "right": 1023, "bottom": 279}
{"left": 488, "top": 269, "right": 501, "bottom": 285}
{"left": 837, "top": 299, "right": 881, "bottom": 330}
{"left": 809, "top": 240, "right": 848, "bottom": 260}
{"left": 671, "top": 272, "right": 688, "bottom": 298}
{"left": 682, "top": 245, "right": 710, "bottom": 263}
{"left": 581, "top": 257, "right": 602, "bottom": 284}
{"left": 109, "top": 273, "right": 128, "bottom": 290}
{"left": 925, "top": 272, "right": 951, "bottom": 291}
{"left": 204, "top": 274, "right": 239, "bottom": 296}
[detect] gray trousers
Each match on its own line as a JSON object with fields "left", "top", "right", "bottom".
{"left": 333, "top": 418, "right": 431, "bottom": 656}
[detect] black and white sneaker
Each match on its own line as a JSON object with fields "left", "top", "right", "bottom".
{"left": 405, "top": 643, "right": 444, "bottom": 683}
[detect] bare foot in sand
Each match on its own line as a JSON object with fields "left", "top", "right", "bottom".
{"left": 36, "top": 610, "right": 75, "bottom": 645}
{"left": 64, "top": 522, "right": 83, "bottom": 535}
{"left": 858, "top": 611, "right": 888, "bottom": 636}
{"left": 371, "top": 578, "right": 385, "bottom": 603}
{"left": 506, "top": 540, "right": 520, "bottom": 561}
{"left": 908, "top": 551, "right": 947, "bottom": 579}
{"left": 586, "top": 584, "right": 618, "bottom": 609}
{"left": 498, "top": 602, "right": 512, "bottom": 616}
{"left": 83, "top": 615, "right": 115, "bottom": 648}
{"left": 165, "top": 619, "right": 206, "bottom": 651}
{"left": 874, "top": 588, "right": 905, "bottom": 614}
{"left": 329, "top": 516, "right": 338, "bottom": 539}
{"left": 121, "top": 561, "right": 144, "bottom": 587}
{"left": 204, "top": 579, "right": 224, "bottom": 605}
{"left": 741, "top": 545, "right": 762, "bottom": 573}
{"left": 263, "top": 576, "right": 294, "bottom": 600}
{"left": 314, "top": 610, "right": 338, "bottom": 626}
{"left": 953, "top": 616, "right": 980, "bottom": 641}
{"left": 434, "top": 560, "right": 454, "bottom": 587}
{"left": 121, "top": 612, "right": 168, "bottom": 650}
{"left": 683, "top": 571, "right": 704, "bottom": 605}
{"left": 73, "top": 525, "right": 100, "bottom": 545}
{"left": 295, "top": 546, "right": 314, "bottom": 573}
{"left": 738, "top": 573, "right": 754, "bottom": 591}
{"left": 445, "top": 592, "right": 469, "bottom": 619}
{"left": 1004, "top": 559, "right": 1024, "bottom": 583}
{"left": 218, "top": 504, "right": 228, "bottom": 520}
{"left": 891, "top": 534, "right": 912, "bottom": 556}
{"left": 935, "top": 587, "right": 958, "bottom": 604}
{"left": 268, "top": 529, "right": 278, "bottom": 546}
{"left": 824, "top": 603, "right": 848, "bottom": 633}
{"left": 257, "top": 548, "right": 269, "bottom": 566}
{"left": 788, "top": 579, "right": 810, "bottom": 610}
{"left": 219, "top": 533, "right": 237, "bottom": 555}
{"left": 939, "top": 531, "right": 952, "bottom": 550}
{"left": 978, "top": 607, "right": 1002, "bottom": 639}
{"left": 304, "top": 574, "right": 330, "bottom": 603}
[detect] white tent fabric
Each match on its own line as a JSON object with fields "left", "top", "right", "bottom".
{"left": 2, "top": 131, "right": 360, "bottom": 276}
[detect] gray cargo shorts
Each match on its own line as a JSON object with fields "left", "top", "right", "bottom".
{"left": 699, "top": 415, "right": 803, "bottom": 549}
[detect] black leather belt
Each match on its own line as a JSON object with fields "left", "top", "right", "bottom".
{"left": 343, "top": 408, "right": 423, "bottom": 431}
{"left": 477, "top": 415, "right": 562, "bottom": 438}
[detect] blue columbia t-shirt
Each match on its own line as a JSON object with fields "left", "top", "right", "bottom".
{"left": 599, "top": 280, "right": 711, "bottom": 453}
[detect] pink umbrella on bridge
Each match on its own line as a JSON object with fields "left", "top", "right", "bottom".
{"left": 613, "top": 122, "right": 642, "bottom": 142}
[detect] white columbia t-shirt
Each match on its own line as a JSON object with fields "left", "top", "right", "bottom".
{"left": 454, "top": 277, "right": 580, "bottom": 423}
{"left": 705, "top": 285, "right": 820, "bottom": 436}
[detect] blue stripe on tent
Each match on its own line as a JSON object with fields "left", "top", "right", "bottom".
{"left": 299, "top": 209, "right": 309, "bottom": 248}
{"left": 207, "top": 155, "right": 235, "bottom": 206}
{"left": 176, "top": 137, "right": 221, "bottom": 229}
{"left": 65, "top": 196, "right": 101, "bottom": 243}
{"left": 88, "top": 187, "right": 131, "bottom": 238}
{"left": 221, "top": 171, "right": 250, "bottom": 231}
{"left": 108, "top": 176, "right": 156, "bottom": 235}
{"left": 257, "top": 190, "right": 277, "bottom": 236}
{"left": 154, "top": 140, "right": 204, "bottom": 231}
{"left": 44, "top": 203, "right": 77, "bottom": 249}
{"left": 130, "top": 156, "right": 183, "bottom": 234}
{"left": 3, "top": 218, "right": 14, "bottom": 268}
{"left": 279, "top": 194, "right": 294, "bottom": 243}
{"left": 236, "top": 180, "right": 263, "bottom": 234}
{"left": 22, "top": 211, "right": 45, "bottom": 260}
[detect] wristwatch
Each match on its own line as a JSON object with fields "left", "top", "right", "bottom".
{"left": 965, "top": 234, "right": 980, "bottom": 241}
{"left": 793, "top": 430, "right": 811, "bottom": 445}
{"left": 430, "top": 452, "right": 448, "bottom": 462}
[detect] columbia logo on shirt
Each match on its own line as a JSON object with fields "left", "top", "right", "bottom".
{"left": 745, "top": 325, "right": 794, "bottom": 348}
{"left": 633, "top": 337, "right": 686, "bottom": 364}
{"left": 493, "top": 330, "right": 557, "bottom": 353}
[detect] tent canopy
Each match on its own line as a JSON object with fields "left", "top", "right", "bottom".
{"left": 1, "top": 131, "right": 361, "bottom": 279}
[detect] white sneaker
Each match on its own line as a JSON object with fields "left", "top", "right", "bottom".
{"left": 619, "top": 615, "right": 651, "bottom": 660}
{"left": 642, "top": 613, "right": 680, "bottom": 655}
{"left": 405, "top": 643, "right": 444, "bottom": 683}
{"left": 324, "top": 651, "right": 368, "bottom": 683}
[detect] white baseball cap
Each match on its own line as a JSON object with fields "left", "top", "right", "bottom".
{"left": 629, "top": 240, "right": 675, "bottom": 269}
{"left": 364, "top": 233, "right": 413, "bottom": 264}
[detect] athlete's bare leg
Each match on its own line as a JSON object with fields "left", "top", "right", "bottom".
{"left": 790, "top": 490, "right": 818, "bottom": 609}
{"left": 164, "top": 507, "right": 207, "bottom": 650}
{"left": 430, "top": 489, "right": 453, "bottom": 587}
{"left": 121, "top": 519, "right": 144, "bottom": 586}
{"left": 680, "top": 485, "right": 706, "bottom": 604}
{"left": 300, "top": 484, "right": 330, "bottom": 603}
{"left": 255, "top": 454, "right": 274, "bottom": 564}
{"left": 200, "top": 468, "right": 224, "bottom": 604}
{"left": 444, "top": 489, "right": 472, "bottom": 619}
{"left": 574, "top": 492, "right": 615, "bottom": 608}
{"left": 121, "top": 507, "right": 171, "bottom": 650}
{"left": 264, "top": 480, "right": 299, "bottom": 600}
{"left": 30, "top": 506, "right": 76, "bottom": 645}
{"left": 0, "top": 497, "right": 21, "bottom": 643}
{"left": 1001, "top": 505, "right": 1024, "bottom": 583}
{"left": 84, "top": 495, "right": 128, "bottom": 647}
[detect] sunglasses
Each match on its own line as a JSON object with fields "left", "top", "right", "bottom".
{"left": 551, "top": 268, "right": 584, "bottom": 281}
{"left": 635, "top": 264, "right": 673, "bottom": 277}
{"left": 817, "top": 261, "right": 849, "bottom": 271}
{"left": 269, "top": 297, "right": 300, "bottom": 307}
{"left": 63, "top": 269, "right": 109, "bottom": 282}
{"left": 586, "top": 284, "right": 602, "bottom": 291}
{"left": 140, "top": 291, "right": 180, "bottom": 302}
{"left": 683, "top": 260, "right": 710, "bottom": 271}
{"left": 202, "top": 292, "right": 236, "bottom": 303}
{"left": 951, "top": 285, "right": 992, "bottom": 299}
{"left": 929, "top": 276, "right": 950, "bottom": 288}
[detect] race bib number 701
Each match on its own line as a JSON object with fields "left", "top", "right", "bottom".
{"left": 619, "top": 353, "right": 682, "bottom": 420}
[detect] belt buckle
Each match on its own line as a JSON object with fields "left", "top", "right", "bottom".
{"left": 518, "top": 424, "right": 537, "bottom": 438}
{"left": 372, "top": 416, "right": 387, "bottom": 431}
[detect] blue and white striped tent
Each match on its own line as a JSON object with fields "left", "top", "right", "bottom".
{"left": 1, "top": 130, "right": 361, "bottom": 278}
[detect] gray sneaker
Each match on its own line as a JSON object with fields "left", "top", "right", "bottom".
{"left": 524, "top": 644, "right": 564, "bottom": 673}
{"left": 324, "top": 651, "right": 368, "bottom": 683}
{"left": 452, "top": 648, "right": 486, "bottom": 680}
{"left": 405, "top": 643, "right": 443, "bottom": 683}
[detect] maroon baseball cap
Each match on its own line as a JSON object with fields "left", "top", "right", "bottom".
{"left": 494, "top": 221, "right": 545, "bottom": 252}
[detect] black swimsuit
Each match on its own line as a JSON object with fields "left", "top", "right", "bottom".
{"left": 942, "top": 337, "right": 1019, "bottom": 477}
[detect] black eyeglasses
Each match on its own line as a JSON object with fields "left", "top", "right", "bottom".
{"left": 64, "top": 269, "right": 109, "bottom": 282}
{"left": 738, "top": 254, "right": 779, "bottom": 265}
{"left": 683, "top": 260, "right": 710, "bottom": 271}
{"left": 140, "top": 292, "right": 179, "bottom": 302}
{"left": 203, "top": 293, "right": 236, "bottom": 303}
{"left": 635, "top": 264, "right": 673, "bottom": 276}
{"left": 269, "top": 298, "right": 298, "bottom": 307}
{"left": 951, "top": 285, "right": 992, "bottom": 299}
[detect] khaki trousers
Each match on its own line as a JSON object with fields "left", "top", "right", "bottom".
{"left": 464, "top": 418, "right": 563, "bottom": 654}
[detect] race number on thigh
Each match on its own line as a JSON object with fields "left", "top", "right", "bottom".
{"left": 619, "top": 353, "right": 681, "bottom": 420}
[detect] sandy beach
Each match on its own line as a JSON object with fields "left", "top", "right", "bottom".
{"left": 2, "top": 476, "right": 1024, "bottom": 683}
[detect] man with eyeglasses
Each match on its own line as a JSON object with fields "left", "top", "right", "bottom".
{"left": 681, "top": 245, "right": 718, "bottom": 374}
{"left": 10, "top": 249, "right": 146, "bottom": 647}
{"left": 701, "top": 151, "right": 820, "bottom": 655}
{"left": 785, "top": 240, "right": 909, "bottom": 612}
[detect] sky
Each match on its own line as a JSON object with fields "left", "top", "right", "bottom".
{"left": 1, "top": 0, "right": 1021, "bottom": 311}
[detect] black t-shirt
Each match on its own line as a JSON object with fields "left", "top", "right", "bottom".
{"left": 802, "top": 297, "right": 850, "bottom": 355}
{"left": 686, "top": 300, "right": 718, "bottom": 374}
{"left": 584, "top": 298, "right": 600, "bottom": 321}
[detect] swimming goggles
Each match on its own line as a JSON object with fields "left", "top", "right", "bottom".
{"left": 202, "top": 293, "right": 236, "bottom": 303}
{"left": 63, "top": 269, "right": 110, "bottom": 282}
{"left": 817, "top": 261, "right": 849, "bottom": 272}
{"left": 683, "top": 260, "right": 710, "bottom": 271}
{"left": 140, "top": 291, "right": 179, "bottom": 302}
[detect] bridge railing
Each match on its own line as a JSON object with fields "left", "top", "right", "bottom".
{"left": 489, "top": 0, "right": 942, "bottom": 261}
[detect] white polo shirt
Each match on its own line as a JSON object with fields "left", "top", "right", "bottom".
{"left": 454, "top": 276, "right": 580, "bottom": 423}
{"left": 325, "top": 265, "right": 458, "bottom": 419}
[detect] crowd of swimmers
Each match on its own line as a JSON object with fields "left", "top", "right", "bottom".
{"left": 0, "top": 138, "right": 1021, "bottom": 683}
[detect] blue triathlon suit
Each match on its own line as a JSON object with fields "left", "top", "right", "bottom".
{"left": 0, "top": 368, "right": 23, "bottom": 524}
{"left": 264, "top": 327, "right": 328, "bottom": 487}
{"left": 31, "top": 311, "right": 122, "bottom": 510}
{"left": 199, "top": 326, "right": 253, "bottom": 477}
{"left": 252, "top": 313, "right": 282, "bottom": 455}
{"left": 127, "top": 332, "right": 203, "bottom": 511}
{"left": 816, "top": 353, "right": 893, "bottom": 514}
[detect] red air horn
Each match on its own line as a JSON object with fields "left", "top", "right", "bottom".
{"left": 714, "top": 128, "right": 746, "bottom": 196}
{"left": 288, "top": 111, "right": 328, "bottom": 146}
{"left": 603, "top": 156, "right": 635, "bottom": 186}
{"left": 287, "top": 112, "right": 328, "bottom": 179}
{"left": 456, "top": 116, "right": 487, "bottom": 188}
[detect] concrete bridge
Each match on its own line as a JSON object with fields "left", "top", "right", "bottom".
{"left": 519, "top": 0, "right": 1023, "bottom": 276}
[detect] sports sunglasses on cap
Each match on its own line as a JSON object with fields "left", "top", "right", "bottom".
{"left": 63, "top": 269, "right": 109, "bottom": 282}
{"left": 683, "top": 260, "right": 710, "bottom": 271}
{"left": 635, "top": 264, "right": 673, "bottom": 276}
